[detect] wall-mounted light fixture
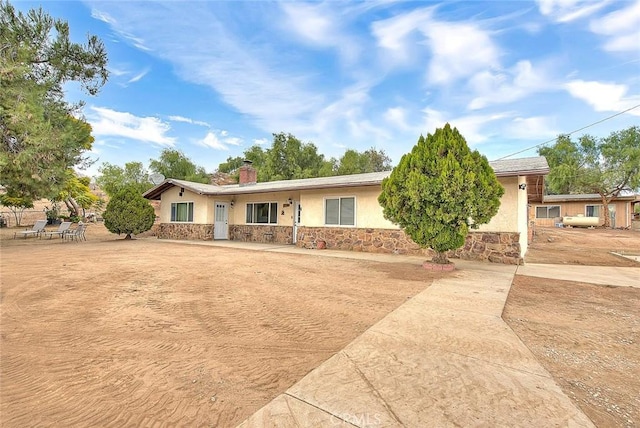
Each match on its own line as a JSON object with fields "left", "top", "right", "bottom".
{"left": 230, "top": 200, "right": 235, "bottom": 208}
{"left": 179, "top": 187, "right": 184, "bottom": 197}
{"left": 287, "top": 197, "right": 293, "bottom": 205}
{"left": 518, "top": 183, "right": 527, "bottom": 190}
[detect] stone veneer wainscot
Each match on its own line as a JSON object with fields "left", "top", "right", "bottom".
{"left": 156, "top": 223, "right": 214, "bottom": 240}
{"left": 229, "top": 225, "right": 293, "bottom": 244}
{"left": 295, "top": 226, "right": 523, "bottom": 265}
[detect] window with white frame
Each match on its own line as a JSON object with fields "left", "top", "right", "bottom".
{"left": 171, "top": 202, "right": 194, "bottom": 222}
{"left": 325, "top": 197, "right": 355, "bottom": 226}
{"left": 585, "top": 205, "right": 600, "bottom": 217}
{"left": 246, "top": 202, "right": 278, "bottom": 224}
{"left": 535, "top": 205, "right": 560, "bottom": 219}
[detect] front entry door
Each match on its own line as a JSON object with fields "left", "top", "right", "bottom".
{"left": 292, "top": 201, "right": 301, "bottom": 243}
{"left": 214, "top": 202, "right": 229, "bottom": 240}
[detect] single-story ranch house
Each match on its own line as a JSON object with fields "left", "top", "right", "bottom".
{"left": 531, "top": 192, "right": 639, "bottom": 229}
{"left": 143, "top": 156, "right": 549, "bottom": 264}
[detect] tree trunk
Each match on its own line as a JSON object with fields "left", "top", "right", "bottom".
{"left": 432, "top": 251, "right": 449, "bottom": 264}
{"left": 66, "top": 197, "right": 81, "bottom": 218}
{"left": 124, "top": 233, "right": 132, "bottom": 240}
{"left": 600, "top": 194, "right": 611, "bottom": 228}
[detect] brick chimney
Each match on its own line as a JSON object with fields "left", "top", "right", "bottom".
{"left": 238, "top": 160, "right": 257, "bottom": 186}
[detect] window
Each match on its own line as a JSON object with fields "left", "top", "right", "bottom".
{"left": 246, "top": 202, "right": 277, "bottom": 224}
{"left": 171, "top": 202, "right": 194, "bottom": 222}
{"left": 325, "top": 197, "right": 355, "bottom": 226}
{"left": 586, "top": 205, "right": 600, "bottom": 217}
{"left": 535, "top": 205, "right": 560, "bottom": 219}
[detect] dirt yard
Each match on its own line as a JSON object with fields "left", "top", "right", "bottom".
{"left": 1, "top": 224, "right": 638, "bottom": 427}
{"left": 0, "top": 224, "right": 440, "bottom": 427}
{"left": 504, "top": 227, "right": 640, "bottom": 428}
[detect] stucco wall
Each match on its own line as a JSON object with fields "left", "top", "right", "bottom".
{"left": 160, "top": 187, "right": 220, "bottom": 224}
{"left": 230, "top": 191, "right": 300, "bottom": 227}
{"left": 299, "top": 186, "right": 398, "bottom": 229}
{"left": 531, "top": 200, "right": 633, "bottom": 228}
{"left": 476, "top": 176, "right": 519, "bottom": 233}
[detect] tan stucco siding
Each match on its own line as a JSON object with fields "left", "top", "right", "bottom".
{"left": 299, "top": 186, "right": 398, "bottom": 229}
{"left": 476, "top": 176, "right": 518, "bottom": 233}
{"left": 160, "top": 187, "right": 218, "bottom": 224}
{"left": 231, "top": 191, "right": 300, "bottom": 226}
{"left": 531, "top": 200, "right": 632, "bottom": 228}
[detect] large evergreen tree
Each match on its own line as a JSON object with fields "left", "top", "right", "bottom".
{"left": 0, "top": 2, "right": 108, "bottom": 199}
{"left": 378, "top": 124, "right": 504, "bottom": 264}
{"left": 103, "top": 186, "right": 155, "bottom": 239}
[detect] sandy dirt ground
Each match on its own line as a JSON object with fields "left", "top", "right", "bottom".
{"left": 0, "top": 224, "right": 440, "bottom": 427}
{"left": 504, "top": 227, "right": 640, "bottom": 428}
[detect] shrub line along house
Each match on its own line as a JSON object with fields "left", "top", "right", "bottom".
{"left": 143, "top": 156, "right": 549, "bottom": 265}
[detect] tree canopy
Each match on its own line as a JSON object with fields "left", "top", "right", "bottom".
{"left": 149, "top": 149, "right": 210, "bottom": 184}
{"left": 96, "top": 162, "right": 154, "bottom": 197}
{"left": 0, "top": 1, "right": 108, "bottom": 200}
{"left": 378, "top": 124, "right": 504, "bottom": 264}
{"left": 103, "top": 185, "right": 155, "bottom": 239}
{"left": 539, "top": 126, "right": 640, "bottom": 228}
{"left": 217, "top": 132, "right": 392, "bottom": 182}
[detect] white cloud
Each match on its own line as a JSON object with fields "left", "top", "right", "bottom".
{"left": 505, "top": 116, "right": 559, "bottom": 140}
{"left": 565, "top": 80, "right": 640, "bottom": 115}
{"left": 196, "top": 131, "right": 243, "bottom": 150}
{"left": 253, "top": 138, "right": 269, "bottom": 146}
{"left": 224, "top": 137, "right": 242, "bottom": 146}
{"left": 91, "top": 7, "right": 152, "bottom": 51}
{"left": 589, "top": 0, "right": 640, "bottom": 52}
{"left": 536, "top": 0, "right": 609, "bottom": 22}
{"left": 384, "top": 107, "right": 411, "bottom": 130}
{"left": 373, "top": 8, "right": 500, "bottom": 84}
{"left": 468, "top": 60, "right": 551, "bottom": 110}
{"left": 197, "top": 132, "right": 228, "bottom": 150}
{"left": 424, "top": 22, "right": 500, "bottom": 85}
{"left": 371, "top": 8, "right": 433, "bottom": 65}
{"left": 127, "top": 68, "right": 149, "bottom": 83}
{"left": 168, "top": 115, "right": 211, "bottom": 127}
{"left": 423, "top": 108, "right": 509, "bottom": 145}
{"left": 87, "top": 106, "right": 176, "bottom": 146}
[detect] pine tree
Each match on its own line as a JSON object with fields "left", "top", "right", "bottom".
{"left": 103, "top": 186, "right": 155, "bottom": 239}
{"left": 378, "top": 124, "right": 504, "bottom": 264}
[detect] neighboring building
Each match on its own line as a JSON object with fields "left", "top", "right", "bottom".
{"left": 531, "top": 192, "right": 638, "bottom": 228}
{"left": 143, "top": 156, "right": 549, "bottom": 264}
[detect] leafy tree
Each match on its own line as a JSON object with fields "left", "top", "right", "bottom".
{"left": 149, "top": 149, "right": 210, "bottom": 184}
{"left": 96, "top": 161, "right": 153, "bottom": 197}
{"left": 0, "top": 2, "right": 108, "bottom": 199}
{"left": 362, "top": 147, "right": 392, "bottom": 172}
{"left": 378, "top": 124, "right": 504, "bottom": 264}
{"left": 54, "top": 170, "right": 100, "bottom": 219}
{"left": 103, "top": 185, "right": 155, "bottom": 239}
{"left": 0, "top": 193, "right": 33, "bottom": 226}
{"left": 539, "top": 126, "right": 640, "bottom": 228}
{"left": 262, "top": 133, "right": 327, "bottom": 180}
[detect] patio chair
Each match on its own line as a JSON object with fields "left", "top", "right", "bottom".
{"left": 13, "top": 220, "right": 47, "bottom": 239}
{"left": 64, "top": 222, "right": 87, "bottom": 242}
{"left": 42, "top": 221, "right": 72, "bottom": 239}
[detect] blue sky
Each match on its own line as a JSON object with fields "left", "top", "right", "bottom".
{"left": 18, "top": 0, "right": 640, "bottom": 178}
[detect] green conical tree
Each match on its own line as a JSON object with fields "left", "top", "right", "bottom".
{"left": 103, "top": 186, "right": 155, "bottom": 240}
{"left": 378, "top": 124, "right": 504, "bottom": 264}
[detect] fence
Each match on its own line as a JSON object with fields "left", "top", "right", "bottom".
{"left": 0, "top": 209, "right": 71, "bottom": 228}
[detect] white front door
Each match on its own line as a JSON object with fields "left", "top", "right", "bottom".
{"left": 214, "top": 202, "right": 229, "bottom": 240}
{"left": 292, "top": 201, "right": 301, "bottom": 243}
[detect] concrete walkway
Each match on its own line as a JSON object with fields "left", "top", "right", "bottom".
{"left": 154, "top": 239, "right": 622, "bottom": 426}
{"left": 517, "top": 263, "right": 640, "bottom": 288}
{"left": 232, "top": 259, "right": 591, "bottom": 426}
